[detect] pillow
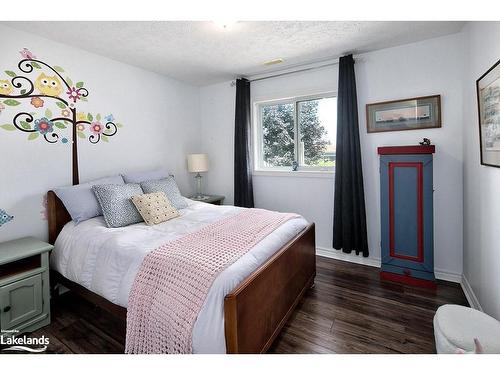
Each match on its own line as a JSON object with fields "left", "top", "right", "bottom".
{"left": 122, "top": 168, "right": 170, "bottom": 184}
{"left": 131, "top": 192, "right": 179, "bottom": 226}
{"left": 140, "top": 176, "right": 187, "bottom": 210}
{"left": 54, "top": 175, "right": 125, "bottom": 223}
{"left": 92, "top": 183, "right": 144, "bottom": 228}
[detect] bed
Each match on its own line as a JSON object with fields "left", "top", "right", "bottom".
{"left": 47, "top": 190, "right": 316, "bottom": 353}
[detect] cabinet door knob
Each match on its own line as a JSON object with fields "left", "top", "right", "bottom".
{"left": 3, "top": 306, "right": 11, "bottom": 313}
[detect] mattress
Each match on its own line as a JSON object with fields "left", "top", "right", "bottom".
{"left": 51, "top": 199, "right": 308, "bottom": 353}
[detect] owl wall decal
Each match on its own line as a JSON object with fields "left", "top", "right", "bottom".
{"left": 0, "top": 79, "right": 13, "bottom": 95}
{"left": 35, "top": 73, "right": 63, "bottom": 97}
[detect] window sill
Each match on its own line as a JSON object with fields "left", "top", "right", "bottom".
{"left": 252, "top": 170, "right": 335, "bottom": 179}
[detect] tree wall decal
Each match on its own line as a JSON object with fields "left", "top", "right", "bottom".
{"left": 0, "top": 48, "right": 123, "bottom": 185}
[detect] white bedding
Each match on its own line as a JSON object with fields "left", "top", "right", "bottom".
{"left": 51, "top": 199, "right": 308, "bottom": 353}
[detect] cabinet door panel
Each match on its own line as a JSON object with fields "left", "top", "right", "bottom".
{"left": 0, "top": 274, "right": 43, "bottom": 330}
{"left": 380, "top": 154, "right": 434, "bottom": 275}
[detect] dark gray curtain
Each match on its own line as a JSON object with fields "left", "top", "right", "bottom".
{"left": 234, "top": 78, "right": 254, "bottom": 208}
{"left": 333, "top": 55, "right": 369, "bottom": 257}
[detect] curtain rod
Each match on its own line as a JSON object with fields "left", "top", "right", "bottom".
{"left": 249, "top": 60, "right": 339, "bottom": 82}
{"left": 230, "top": 56, "right": 359, "bottom": 86}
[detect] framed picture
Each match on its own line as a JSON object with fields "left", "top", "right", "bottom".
{"left": 476, "top": 58, "right": 500, "bottom": 168}
{"left": 366, "top": 95, "right": 441, "bottom": 133}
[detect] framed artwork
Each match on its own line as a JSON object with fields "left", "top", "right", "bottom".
{"left": 476, "top": 58, "right": 500, "bottom": 168}
{"left": 366, "top": 95, "right": 441, "bottom": 133}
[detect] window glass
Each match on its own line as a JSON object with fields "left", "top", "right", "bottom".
{"left": 298, "top": 97, "right": 337, "bottom": 167}
{"left": 261, "top": 102, "right": 295, "bottom": 167}
{"left": 256, "top": 95, "right": 336, "bottom": 171}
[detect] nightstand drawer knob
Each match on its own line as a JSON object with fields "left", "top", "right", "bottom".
{"left": 3, "top": 306, "right": 11, "bottom": 313}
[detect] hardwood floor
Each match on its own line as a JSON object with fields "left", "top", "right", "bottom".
{"left": 24, "top": 256, "right": 468, "bottom": 354}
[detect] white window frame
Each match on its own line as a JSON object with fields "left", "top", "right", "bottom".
{"left": 253, "top": 92, "right": 337, "bottom": 175}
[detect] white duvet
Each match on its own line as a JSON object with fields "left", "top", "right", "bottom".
{"left": 51, "top": 199, "right": 308, "bottom": 353}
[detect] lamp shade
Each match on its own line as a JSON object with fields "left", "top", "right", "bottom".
{"left": 187, "top": 153, "right": 209, "bottom": 173}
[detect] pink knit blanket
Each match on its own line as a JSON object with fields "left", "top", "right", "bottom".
{"left": 125, "top": 208, "right": 299, "bottom": 354}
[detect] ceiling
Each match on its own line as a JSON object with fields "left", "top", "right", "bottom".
{"left": 5, "top": 21, "right": 465, "bottom": 86}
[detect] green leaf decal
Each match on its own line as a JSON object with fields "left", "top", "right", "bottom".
{"left": 80, "top": 97, "right": 88, "bottom": 102}
{"left": 116, "top": 123, "right": 123, "bottom": 128}
{"left": 3, "top": 99, "right": 20, "bottom": 106}
{"left": 30, "top": 62, "right": 41, "bottom": 69}
{"left": 56, "top": 102, "right": 66, "bottom": 109}
{"left": 76, "top": 81, "right": 84, "bottom": 88}
{"left": 1, "top": 124, "right": 16, "bottom": 131}
{"left": 28, "top": 132, "right": 39, "bottom": 140}
{"left": 101, "top": 135, "right": 109, "bottom": 143}
{"left": 5, "top": 70, "right": 16, "bottom": 77}
{"left": 87, "top": 113, "right": 93, "bottom": 122}
{"left": 66, "top": 77, "right": 73, "bottom": 86}
{"left": 45, "top": 108, "right": 53, "bottom": 118}
{"left": 77, "top": 131, "right": 86, "bottom": 139}
{"left": 96, "top": 113, "right": 101, "bottom": 121}
{"left": 55, "top": 122, "right": 66, "bottom": 129}
{"left": 53, "top": 66, "right": 65, "bottom": 73}
{"left": 20, "top": 121, "right": 31, "bottom": 130}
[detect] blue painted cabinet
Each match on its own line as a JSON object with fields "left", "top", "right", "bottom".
{"left": 378, "top": 146, "right": 436, "bottom": 288}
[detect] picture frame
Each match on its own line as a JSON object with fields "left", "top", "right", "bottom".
{"left": 476, "top": 58, "right": 500, "bottom": 168}
{"left": 366, "top": 95, "right": 441, "bottom": 133}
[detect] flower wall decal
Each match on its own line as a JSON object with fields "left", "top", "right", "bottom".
{"left": 30, "top": 96, "right": 44, "bottom": 108}
{"left": 0, "top": 49, "right": 124, "bottom": 185}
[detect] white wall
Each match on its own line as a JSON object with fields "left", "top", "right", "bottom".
{"left": 200, "top": 81, "right": 236, "bottom": 204}
{"left": 0, "top": 24, "right": 200, "bottom": 243}
{"left": 357, "top": 33, "right": 464, "bottom": 278}
{"left": 462, "top": 22, "right": 500, "bottom": 319}
{"left": 200, "top": 32, "right": 465, "bottom": 279}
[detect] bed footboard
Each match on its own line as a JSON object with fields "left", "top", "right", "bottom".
{"left": 224, "top": 223, "right": 316, "bottom": 353}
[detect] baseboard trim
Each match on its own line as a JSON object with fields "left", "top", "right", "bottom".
{"left": 434, "top": 269, "right": 463, "bottom": 283}
{"left": 316, "top": 247, "right": 462, "bottom": 283}
{"left": 461, "top": 275, "right": 483, "bottom": 311}
{"left": 316, "top": 247, "right": 381, "bottom": 268}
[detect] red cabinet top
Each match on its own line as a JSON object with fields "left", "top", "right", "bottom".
{"left": 377, "top": 145, "right": 435, "bottom": 155}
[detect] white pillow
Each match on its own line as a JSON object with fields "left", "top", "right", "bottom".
{"left": 54, "top": 175, "right": 125, "bottom": 223}
{"left": 122, "top": 168, "right": 170, "bottom": 184}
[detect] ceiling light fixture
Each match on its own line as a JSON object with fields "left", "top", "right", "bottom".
{"left": 264, "top": 58, "right": 284, "bottom": 66}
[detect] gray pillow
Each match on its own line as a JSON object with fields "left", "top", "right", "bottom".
{"left": 93, "top": 183, "right": 144, "bottom": 228}
{"left": 122, "top": 168, "right": 169, "bottom": 184}
{"left": 140, "top": 177, "right": 187, "bottom": 210}
{"left": 54, "top": 175, "right": 125, "bottom": 223}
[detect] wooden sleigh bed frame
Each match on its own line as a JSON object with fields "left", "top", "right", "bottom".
{"left": 47, "top": 190, "right": 316, "bottom": 354}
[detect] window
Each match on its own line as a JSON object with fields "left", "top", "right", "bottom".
{"left": 255, "top": 94, "right": 337, "bottom": 172}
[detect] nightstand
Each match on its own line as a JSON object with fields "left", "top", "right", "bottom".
{"left": 189, "top": 195, "right": 225, "bottom": 205}
{"left": 0, "top": 237, "right": 52, "bottom": 338}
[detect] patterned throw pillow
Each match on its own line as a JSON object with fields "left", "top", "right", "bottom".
{"left": 131, "top": 192, "right": 179, "bottom": 226}
{"left": 93, "top": 183, "right": 144, "bottom": 228}
{"left": 140, "top": 176, "right": 187, "bottom": 210}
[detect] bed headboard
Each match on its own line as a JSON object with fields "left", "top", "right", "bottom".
{"left": 47, "top": 190, "right": 72, "bottom": 245}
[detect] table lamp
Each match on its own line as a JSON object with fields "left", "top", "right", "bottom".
{"left": 187, "top": 153, "right": 209, "bottom": 199}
